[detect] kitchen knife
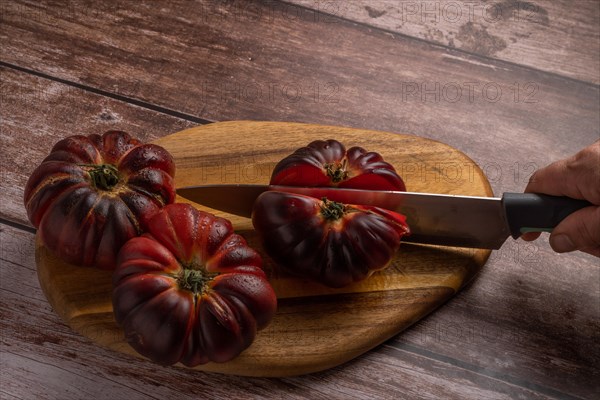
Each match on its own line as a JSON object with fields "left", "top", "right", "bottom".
{"left": 176, "top": 184, "right": 591, "bottom": 249}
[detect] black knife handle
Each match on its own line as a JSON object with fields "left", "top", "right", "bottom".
{"left": 502, "top": 193, "right": 593, "bottom": 239}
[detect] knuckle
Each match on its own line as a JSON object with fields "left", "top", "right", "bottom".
{"left": 573, "top": 141, "right": 600, "bottom": 164}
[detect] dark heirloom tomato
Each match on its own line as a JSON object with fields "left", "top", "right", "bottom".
{"left": 252, "top": 191, "right": 410, "bottom": 288}
{"left": 24, "top": 131, "right": 175, "bottom": 270}
{"left": 112, "top": 203, "right": 277, "bottom": 366}
{"left": 270, "top": 139, "right": 406, "bottom": 191}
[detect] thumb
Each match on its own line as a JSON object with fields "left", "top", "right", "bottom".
{"left": 549, "top": 206, "right": 600, "bottom": 257}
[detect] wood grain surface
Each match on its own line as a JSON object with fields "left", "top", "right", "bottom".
{"left": 1, "top": 0, "right": 599, "bottom": 398}
{"left": 289, "top": 0, "right": 600, "bottom": 84}
{"left": 35, "top": 121, "right": 492, "bottom": 376}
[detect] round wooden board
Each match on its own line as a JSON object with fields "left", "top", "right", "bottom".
{"left": 36, "top": 121, "right": 492, "bottom": 377}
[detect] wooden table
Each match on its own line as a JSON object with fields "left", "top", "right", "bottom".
{"left": 1, "top": 1, "right": 598, "bottom": 398}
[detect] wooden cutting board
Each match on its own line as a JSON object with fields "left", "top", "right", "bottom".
{"left": 36, "top": 121, "right": 492, "bottom": 377}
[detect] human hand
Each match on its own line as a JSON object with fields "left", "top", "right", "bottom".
{"left": 521, "top": 140, "right": 600, "bottom": 257}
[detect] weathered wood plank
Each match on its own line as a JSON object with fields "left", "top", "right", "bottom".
{"left": 395, "top": 238, "right": 600, "bottom": 399}
{"left": 1, "top": 223, "right": 557, "bottom": 399}
{"left": 289, "top": 0, "right": 600, "bottom": 84}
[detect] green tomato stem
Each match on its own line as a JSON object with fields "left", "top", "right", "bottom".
{"left": 324, "top": 159, "right": 348, "bottom": 183}
{"left": 178, "top": 269, "right": 215, "bottom": 295}
{"left": 320, "top": 197, "right": 346, "bottom": 221}
{"left": 83, "top": 164, "right": 120, "bottom": 191}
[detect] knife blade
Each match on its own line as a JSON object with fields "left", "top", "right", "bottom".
{"left": 176, "top": 184, "right": 591, "bottom": 249}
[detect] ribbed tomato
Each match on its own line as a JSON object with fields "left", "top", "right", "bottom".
{"left": 270, "top": 139, "right": 406, "bottom": 191}
{"left": 112, "top": 203, "right": 277, "bottom": 366}
{"left": 252, "top": 191, "right": 410, "bottom": 288}
{"left": 24, "top": 131, "right": 175, "bottom": 270}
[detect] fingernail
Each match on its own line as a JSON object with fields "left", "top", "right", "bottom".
{"left": 551, "top": 234, "right": 576, "bottom": 253}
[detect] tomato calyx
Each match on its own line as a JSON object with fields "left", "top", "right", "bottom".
{"left": 324, "top": 159, "right": 349, "bottom": 183}
{"left": 82, "top": 164, "right": 120, "bottom": 191}
{"left": 178, "top": 268, "right": 216, "bottom": 295}
{"left": 320, "top": 197, "right": 347, "bottom": 221}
